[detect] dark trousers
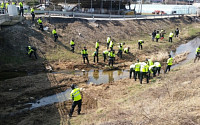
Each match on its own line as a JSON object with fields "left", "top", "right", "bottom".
{"left": 29, "top": 51, "right": 37, "bottom": 59}
{"left": 169, "top": 37, "right": 172, "bottom": 42}
{"left": 71, "top": 45, "right": 75, "bottom": 53}
{"left": 108, "top": 57, "right": 114, "bottom": 66}
{"left": 83, "top": 55, "right": 89, "bottom": 64}
{"left": 107, "top": 43, "right": 110, "bottom": 49}
{"left": 140, "top": 72, "right": 149, "bottom": 84}
{"left": 19, "top": 8, "right": 24, "bottom": 16}
{"left": 156, "top": 67, "right": 161, "bottom": 76}
{"left": 134, "top": 71, "right": 140, "bottom": 81}
{"left": 175, "top": 33, "right": 179, "bottom": 37}
{"left": 69, "top": 99, "right": 82, "bottom": 116}
{"left": 103, "top": 53, "right": 106, "bottom": 62}
{"left": 138, "top": 44, "right": 142, "bottom": 50}
{"left": 117, "top": 50, "right": 122, "bottom": 59}
{"left": 93, "top": 54, "right": 99, "bottom": 63}
{"left": 31, "top": 13, "right": 35, "bottom": 21}
{"left": 165, "top": 65, "right": 171, "bottom": 73}
{"left": 156, "top": 38, "right": 159, "bottom": 42}
{"left": 54, "top": 34, "right": 58, "bottom": 42}
{"left": 130, "top": 68, "right": 135, "bottom": 79}
{"left": 39, "top": 24, "right": 43, "bottom": 31}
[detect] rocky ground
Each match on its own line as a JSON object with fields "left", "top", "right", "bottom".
{"left": 0, "top": 16, "right": 200, "bottom": 125}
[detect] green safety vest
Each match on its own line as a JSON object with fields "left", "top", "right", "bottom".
{"left": 107, "top": 37, "right": 110, "bottom": 43}
{"left": 109, "top": 41, "right": 113, "bottom": 48}
{"left": 196, "top": 47, "right": 200, "bottom": 53}
{"left": 12, "top": 2, "right": 15, "bottom": 5}
{"left": 169, "top": 32, "right": 174, "bottom": 37}
{"left": 81, "top": 49, "right": 88, "bottom": 55}
{"left": 138, "top": 40, "right": 143, "bottom": 45}
{"left": 103, "top": 50, "right": 109, "bottom": 54}
{"left": 28, "top": 46, "right": 34, "bottom": 54}
{"left": 1, "top": 2, "right": 4, "bottom": 8}
{"left": 70, "top": 88, "right": 82, "bottom": 101}
{"left": 108, "top": 51, "right": 114, "bottom": 57}
{"left": 19, "top": 2, "right": 23, "bottom": 8}
{"left": 95, "top": 42, "right": 99, "bottom": 49}
{"left": 6, "top": 3, "right": 9, "bottom": 9}
{"left": 167, "top": 57, "right": 173, "bottom": 66}
{"left": 70, "top": 40, "right": 75, "bottom": 45}
{"left": 147, "top": 59, "right": 154, "bottom": 66}
{"left": 156, "top": 33, "right": 160, "bottom": 39}
{"left": 37, "top": 19, "right": 42, "bottom": 24}
{"left": 31, "top": 8, "right": 34, "bottom": 13}
{"left": 154, "top": 62, "right": 161, "bottom": 67}
{"left": 52, "top": 29, "right": 57, "bottom": 35}
{"left": 135, "top": 63, "right": 140, "bottom": 72}
{"left": 140, "top": 65, "right": 146, "bottom": 72}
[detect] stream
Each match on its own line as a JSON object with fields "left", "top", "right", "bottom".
{"left": 1, "top": 37, "right": 200, "bottom": 112}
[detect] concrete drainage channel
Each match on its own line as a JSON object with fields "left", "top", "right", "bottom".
{"left": 1, "top": 37, "right": 200, "bottom": 115}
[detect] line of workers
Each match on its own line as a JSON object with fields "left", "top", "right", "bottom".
{"left": 129, "top": 55, "right": 173, "bottom": 84}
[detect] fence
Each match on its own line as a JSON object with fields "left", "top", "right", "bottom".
{"left": 34, "top": 10, "right": 192, "bottom": 20}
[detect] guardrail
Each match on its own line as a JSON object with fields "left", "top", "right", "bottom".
{"left": 34, "top": 10, "right": 189, "bottom": 20}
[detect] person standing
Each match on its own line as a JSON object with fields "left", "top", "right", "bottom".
{"left": 152, "top": 30, "right": 156, "bottom": 42}
{"left": 37, "top": 17, "right": 43, "bottom": 31}
{"left": 108, "top": 50, "right": 115, "bottom": 66}
{"left": 140, "top": 62, "right": 149, "bottom": 84}
{"left": 107, "top": 36, "right": 111, "bottom": 49}
{"left": 19, "top": 1, "right": 24, "bottom": 16}
{"left": 175, "top": 28, "right": 179, "bottom": 37}
{"left": 117, "top": 43, "right": 123, "bottom": 59}
{"left": 70, "top": 39, "right": 75, "bottom": 53}
{"left": 1, "top": 1, "right": 5, "bottom": 14}
{"left": 103, "top": 50, "right": 109, "bottom": 62}
{"left": 130, "top": 63, "right": 135, "bottom": 79}
{"left": 146, "top": 58, "right": 154, "bottom": 66}
{"left": 134, "top": 59, "right": 141, "bottom": 81}
{"left": 69, "top": 84, "right": 82, "bottom": 117}
{"left": 165, "top": 55, "right": 173, "bottom": 73}
{"left": 154, "top": 61, "right": 161, "bottom": 76}
{"left": 95, "top": 40, "right": 99, "bottom": 54}
{"left": 31, "top": 7, "right": 35, "bottom": 21}
{"left": 155, "top": 31, "right": 160, "bottom": 42}
{"left": 52, "top": 28, "right": 58, "bottom": 42}
{"left": 169, "top": 31, "right": 174, "bottom": 42}
{"left": 109, "top": 40, "right": 114, "bottom": 50}
{"left": 81, "top": 47, "right": 89, "bottom": 64}
{"left": 138, "top": 40, "right": 144, "bottom": 50}
{"left": 194, "top": 46, "right": 200, "bottom": 63}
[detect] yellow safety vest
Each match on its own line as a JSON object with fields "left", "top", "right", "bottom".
{"left": 196, "top": 47, "right": 200, "bottom": 53}
{"left": 107, "top": 37, "right": 110, "bottom": 43}
{"left": 108, "top": 51, "right": 114, "bottom": 57}
{"left": 135, "top": 63, "right": 140, "bottom": 72}
{"left": 28, "top": 46, "right": 34, "bottom": 54}
{"left": 81, "top": 49, "right": 88, "bottom": 55}
{"left": 12, "top": 2, "right": 15, "bottom": 5}
{"left": 70, "top": 40, "right": 75, "bottom": 45}
{"left": 138, "top": 40, "right": 143, "bottom": 45}
{"left": 52, "top": 29, "right": 57, "bottom": 35}
{"left": 1, "top": 2, "right": 4, "bottom": 8}
{"left": 31, "top": 8, "right": 34, "bottom": 13}
{"left": 19, "top": 2, "right": 23, "bottom": 8}
{"left": 167, "top": 58, "right": 173, "bottom": 66}
{"left": 37, "top": 19, "right": 42, "bottom": 24}
{"left": 103, "top": 50, "right": 109, "bottom": 54}
{"left": 169, "top": 32, "right": 174, "bottom": 37}
{"left": 156, "top": 33, "right": 160, "bottom": 39}
{"left": 147, "top": 59, "right": 154, "bottom": 66}
{"left": 154, "top": 62, "right": 161, "bottom": 67}
{"left": 6, "top": 3, "right": 9, "bottom": 9}
{"left": 96, "top": 42, "right": 99, "bottom": 49}
{"left": 70, "top": 88, "right": 82, "bottom": 101}
{"left": 109, "top": 41, "right": 113, "bottom": 48}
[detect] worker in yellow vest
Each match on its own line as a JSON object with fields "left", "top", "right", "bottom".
{"left": 108, "top": 50, "right": 115, "bottom": 66}
{"left": 194, "top": 46, "right": 200, "bottom": 63}
{"left": 138, "top": 40, "right": 144, "bottom": 50}
{"left": 37, "top": 17, "right": 43, "bottom": 31}
{"left": 70, "top": 39, "right": 75, "bottom": 53}
{"left": 155, "top": 31, "right": 160, "bottom": 42}
{"left": 31, "top": 7, "right": 35, "bottom": 21}
{"left": 123, "top": 47, "right": 130, "bottom": 54}
{"left": 169, "top": 31, "right": 174, "bottom": 42}
{"left": 26, "top": 46, "right": 37, "bottom": 59}
{"left": 19, "top": 1, "right": 24, "bottom": 16}
{"left": 81, "top": 47, "right": 89, "bottom": 64}
{"left": 154, "top": 61, "right": 161, "bottom": 76}
{"left": 107, "top": 36, "right": 111, "bottom": 49}
{"left": 130, "top": 63, "right": 135, "bottom": 79}
{"left": 134, "top": 59, "right": 141, "bottom": 81}
{"left": 95, "top": 40, "right": 99, "bottom": 55}
{"left": 146, "top": 58, "right": 154, "bottom": 66}
{"left": 1, "top": 2, "right": 5, "bottom": 14}
{"left": 52, "top": 28, "right": 58, "bottom": 42}
{"left": 92, "top": 50, "right": 98, "bottom": 63}
{"left": 103, "top": 50, "right": 109, "bottom": 62}
{"left": 140, "top": 62, "right": 149, "bottom": 84}
{"left": 69, "top": 84, "right": 82, "bottom": 117}
{"left": 5, "top": 2, "right": 9, "bottom": 13}
{"left": 117, "top": 43, "right": 124, "bottom": 59}
{"left": 165, "top": 55, "right": 173, "bottom": 73}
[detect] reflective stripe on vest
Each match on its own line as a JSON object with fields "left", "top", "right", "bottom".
{"left": 71, "top": 88, "right": 82, "bottom": 101}
{"left": 135, "top": 63, "right": 140, "bottom": 71}
{"left": 81, "top": 49, "right": 88, "bottom": 55}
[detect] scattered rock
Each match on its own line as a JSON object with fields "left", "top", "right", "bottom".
{"left": 181, "top": 81, "right": 192, "bottom": 85}
{"left": 9, "top": 89, "right": 12, "bottom": 91}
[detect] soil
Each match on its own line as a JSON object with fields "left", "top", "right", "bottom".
{"left": 0, "top": 15, "right": 200, "bottom": 125}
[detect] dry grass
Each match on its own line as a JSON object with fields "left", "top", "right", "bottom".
{"left": 69, "top": 61, "right": 200, "bottom": 125}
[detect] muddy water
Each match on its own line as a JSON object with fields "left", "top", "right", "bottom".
{"left": 171, "top": 37, "right": 200, "bottom": 67}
